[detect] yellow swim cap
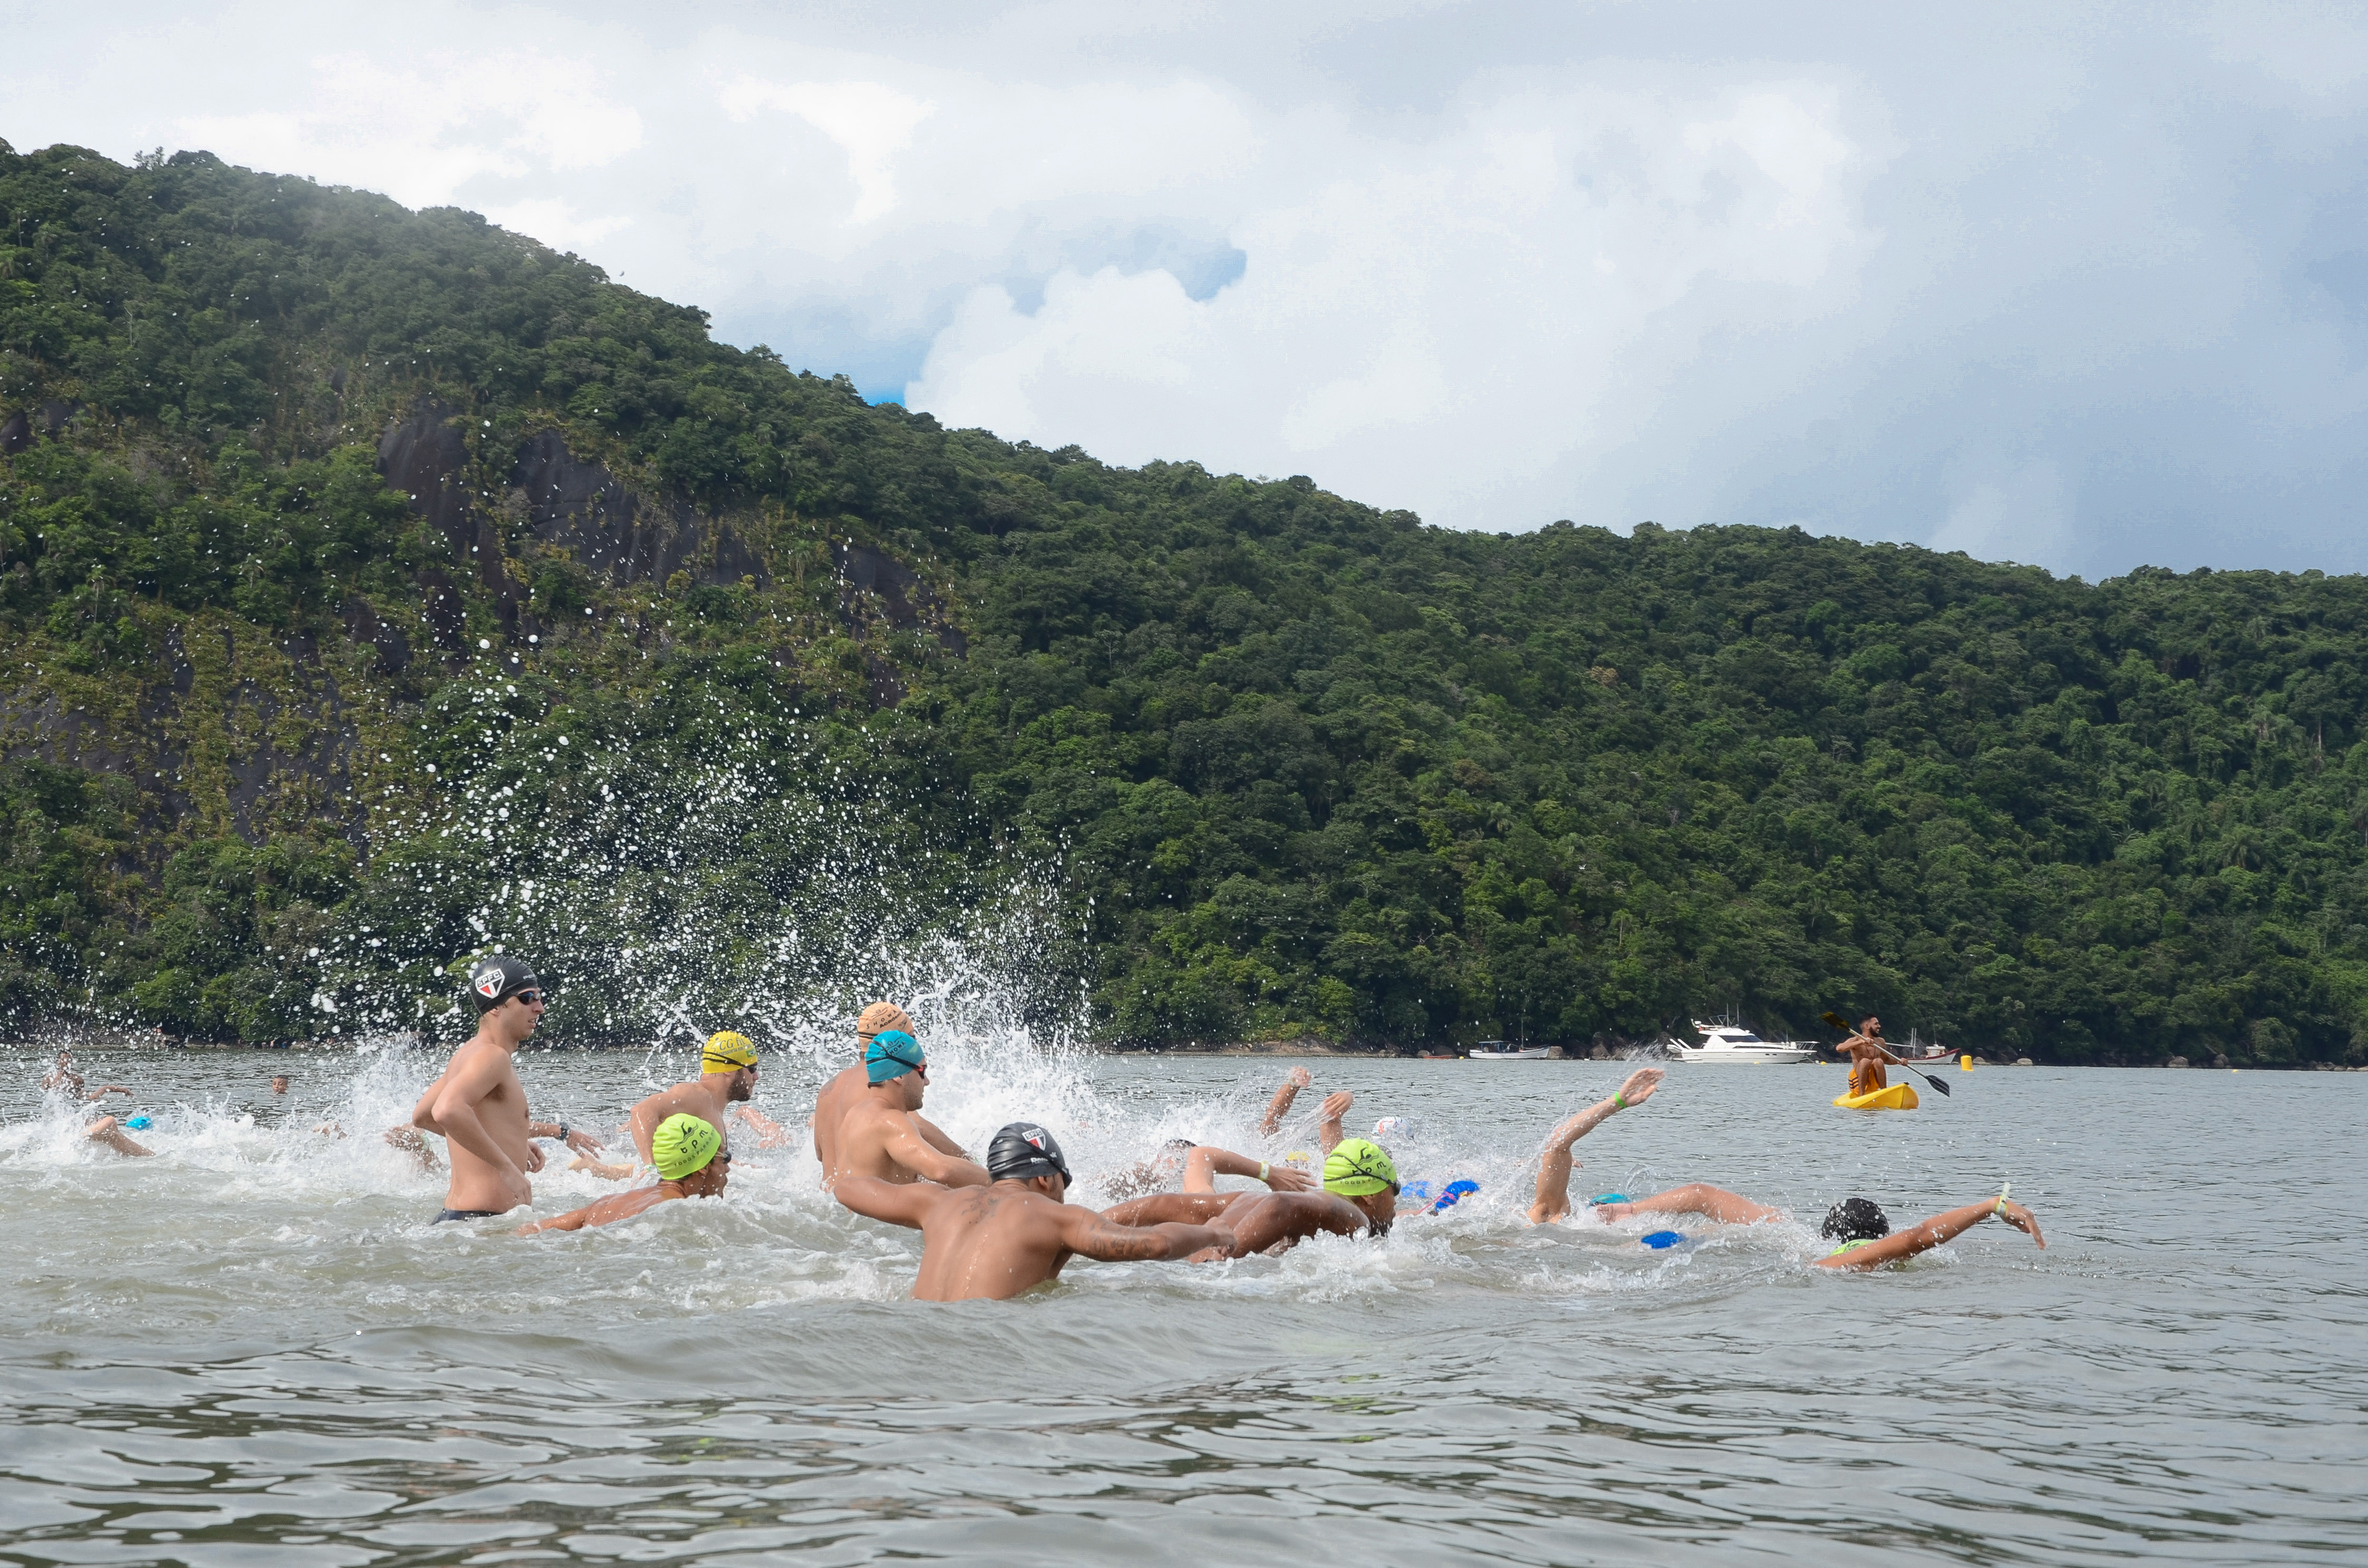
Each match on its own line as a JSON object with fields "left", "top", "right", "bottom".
{"left": 652, "top": 1113, "right": 723, "bottom": 1180}
{"left": 1322, "top": 1138, "right": 1399, "bottom": 1196}
{"left": 701, "top": 1031, "right": 757, "bottom": 1073}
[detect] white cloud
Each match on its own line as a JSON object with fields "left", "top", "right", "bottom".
{"left": 12, "top": 2, "right": 2368, "bottom": 574}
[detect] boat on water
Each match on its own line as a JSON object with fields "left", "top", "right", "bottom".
{"left": 1890, "top": 1027, "right": 1953, "bottom": 1063}
{"left": 1468, "top": 1041, "right": 1558, "bottom": 1059}
{"left": 1663, "top": 1018, "right": 1818, "bottom": 1065}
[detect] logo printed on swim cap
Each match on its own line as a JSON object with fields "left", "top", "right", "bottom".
{"left": 475, "top": 974, "right": 500, "bottom": 998}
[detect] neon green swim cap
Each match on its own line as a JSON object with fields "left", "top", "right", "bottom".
{"left": 1322, "top": 1137, "right": 1399, "bottom": 1196}
{"left": 652, "top": 1113, "right": 723, "bottom": 1180}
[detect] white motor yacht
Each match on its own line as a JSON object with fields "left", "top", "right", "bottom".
{"left": 1664, "top": 1019, "right": 1818, "bottom": 1064}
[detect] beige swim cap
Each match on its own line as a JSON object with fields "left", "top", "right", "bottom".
{"left": 856, "top": 1002, "right": 913, "bottom": 1043}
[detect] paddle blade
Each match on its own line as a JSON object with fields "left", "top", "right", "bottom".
{"left": 1820, "top": 1011, "right": 1851, "bottom": 1032}
{"left": 1919, "top": 1070, "right": 1952, "bottom": 1096}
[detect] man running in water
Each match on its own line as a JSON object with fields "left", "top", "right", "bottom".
{"left": 810, "top": 1002, "right": 971, "bottom": 1184}
{"left": 825, "top": 1030, "right": 990, "bottom": 1191}
{"left": 519, "top": 1114, "right": 731, "bottom": 1234}
{"left": 1835, "top": 1015, "right": 1910, "bottom": 1099}
{"left": 832, "top": 1123, "right": 1233, "bottom": 1299}
{"left": 407, "top": 956, "right": 547, "bottom": 1221}
{"left": 629, "top": 1031, "right": 760, "bottom": 1163}
{"left": 1589, "top": 1185, "right": 2047, "bottom": 1268}
{"left": 1099, "top": 1137, "right": 1408, "bottom": 1258}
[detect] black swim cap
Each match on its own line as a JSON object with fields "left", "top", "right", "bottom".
{"left": 1820, "top": 1197, "right": 1891, "bottom": 1242}
{"left": 987, "top": 1122, "right": 1071, "bottom": 1184}
{"left": 465, "top": 955, "right": 541, "bottom": 1012}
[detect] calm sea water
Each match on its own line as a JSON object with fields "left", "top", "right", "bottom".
{"left": 1, "top": 1042, "right": 2359, "bottom": 1566}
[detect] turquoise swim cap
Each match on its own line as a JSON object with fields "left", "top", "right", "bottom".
{"left": 866, "top": 1030, "right": 925, "bottom": 1084}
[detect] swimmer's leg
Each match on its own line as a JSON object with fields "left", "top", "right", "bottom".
{"left": 85, "top": 1117, "right": 154, "bottom": 1157}
{"left": 1593, "top": 1184, "right": 1784, "bottom": 1225}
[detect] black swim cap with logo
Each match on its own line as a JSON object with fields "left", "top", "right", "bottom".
{"left": 986, "top": 1122, "right": 1072, "bottom": 1184}
{"left": 465, "top": 955, "right": 541, "bottom": 1013}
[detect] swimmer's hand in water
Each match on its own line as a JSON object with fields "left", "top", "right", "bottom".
{"left": 1262, "top": 1162, "right": 1316, "bottom": 1192}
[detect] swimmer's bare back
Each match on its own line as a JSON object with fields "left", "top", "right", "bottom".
{"left": 1102, "top": 1190, "right": 1370, "bottom": 1258}
{"left": 836, "top": 1175, "right": 1230, "bottom": 1300}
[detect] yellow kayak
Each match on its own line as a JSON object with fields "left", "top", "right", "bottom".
{"left": 1834, "top": 1083, "right": 1919, "bottom": 1110}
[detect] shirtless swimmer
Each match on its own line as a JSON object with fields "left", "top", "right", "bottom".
{"left": 519, "top": 1114, "right": 730, "bottom": 1234}
{"left": 408, "top": 955, "right": 547, "bottom": 1222}
{"left": 1099, "top": 1136, "right": 1407, "bottom": 1258}
{"left": 810, "top": 1002, "right": 970, "bottom": 1184}
{"left": 832, "top": 1122, "right": 1232, "bottom": 1300}
{"left": 823, "top": 1030, "right": 989, "bottom": 1191}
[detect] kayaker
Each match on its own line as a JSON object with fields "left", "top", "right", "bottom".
{"left": 1590, "top": 1185, "right": 2046, "bottom": 1268}
{"left": 1835, "top": 1015, "right": 1910, "bottom": 1098}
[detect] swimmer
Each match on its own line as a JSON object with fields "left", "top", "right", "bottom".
{"left": 825, "top": 1030, "right": 990, "bottom": 1192}
{"left": 43, "top": 1050, "right": 131, "bottom": 1102}
{"left": 810, "top": 1002, "right": 970, "bottom": 1185}
{"left": 628, "top": 1031, "right": 759, "bottom": 1163}
{"left": 1834, "top": 1015, "right": 1909, "bottom": 1098}
{"left": 517, "top": 1114, "right": 731, "bottom": 1234}
{"left": 1100, "top": 1137, "right": 1410, "bottom": 1259}
{"left": 831, "top": 1122, "right": 1233, "bottom": 1300}
{"left": 1103, "top": 1139, "right": 1319, "bottom": 1200}
{"left": 1526, "top": 1066, "right": 1667, "bottom": 1223}
{"left": 406, "top": 955, "right": 547, "bottom": 1222}
{"left": 1591, "top": 1185, "right": 2047, "bottom": 1269}
{"left": 271, "top": 1074, "right": 290, "bottom": 1095}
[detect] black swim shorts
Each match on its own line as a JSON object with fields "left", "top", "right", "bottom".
{"left": 433, "top": 1208, "right": 504, "bottom": 1224}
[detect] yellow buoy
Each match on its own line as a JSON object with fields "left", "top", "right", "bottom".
{"left": 1960, "top": 1053, "right": 1973, "bottom": 1071}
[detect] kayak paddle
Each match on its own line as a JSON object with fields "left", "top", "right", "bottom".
{"left": 1820, "top": 1010, "right": 1952, "bottom": 1096}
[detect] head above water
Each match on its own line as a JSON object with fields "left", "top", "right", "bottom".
{"left": 465, "top": 955, "right": 542, "bottom": 1014}
{"left": 270, "top": 1075, "right": 290, "bottom": 1093}
{"left": 701, "top": 1030, "right": 757, "bottom": 1080}
{"left": 651, "top": 1112, "right": 726, "bottom": 1184}
{"left": 1820, "top": 1197, "right": 1891, "bottom": 1243}
{"left": 856, "top": 1002, "right": 914, "bottom": 1046}
{"left": 865, "top": 1030, "right": 925, "bottom": 1086}
{"left": 987, "top": 1122, "right": 1071, "bottom": 1192}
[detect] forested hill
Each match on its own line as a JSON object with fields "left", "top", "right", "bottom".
{"left": 4, "top": 139, "right": 2366, "bottom": 1066}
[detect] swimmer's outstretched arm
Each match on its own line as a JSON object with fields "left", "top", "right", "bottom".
{"left": 1589, "top": 1183, "right": 1784, "bottom": 1226}
{"left": 1817, "top": 1197, "right": 2045, "bottom": 1271}
{"left": 1056, "top": 1205, "right": 1233, "bottom": 1264}
{"left": 1527, "top": 1067, "right": 1664, "bottom": 1224}
{"left": 913, "top": 1114, "right": 968, "bottom": 1158}
{"left": 516, "top": 1186, "right": 671, "bottom": 1235}
{"left": 1182, "top": 1146, "right": 1316, "bottom": 1193}
{"left": 732, "top": 1104, "right": 789, "bottom": 1149}
{"left": 1258, "top": 1066, "right": 1312, "bottom": 1136}
{"left": 527, "top": 1118, "right": 606, "bottom": 1156}
{"left": 832, "top": 1175, "right": 946, "bottom": 1229}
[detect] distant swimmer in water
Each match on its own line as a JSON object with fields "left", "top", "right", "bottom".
{"left": 271, "top": 1074, "right": 291, "bottom": 1095}
{"left": 43, "top": 1050, "right": 132, "bottom": 1102}
{"left": 1590, "top": 1185, "right": 2047, "bottom": 1269}
{"left": 629, "top": 1031, "right": 760, "bottom": 1166}
{"left": 407, "top": 956, "right": 548, "bottom": 1222}
{"left": 825, "top": 1030, "right": 990, "bottom": 1194}
{"left": 810, "top": 1002, "right": 970, "bottom": 1185}
{"left": 1526, "top": 1066, "right": 1667, "bottom": 1224}
{"left": 1099, "top": 1137, "right": 1413, "bottom": 1258}
{"left": 1834, "top": 1015, "right": 1910, "bottom": 1099}
{"left": 832, "top": 1122, "right": 1233, "bottom": 1300}
{"left": 517, "top": 1114, "right": 731, "bottom": 1234}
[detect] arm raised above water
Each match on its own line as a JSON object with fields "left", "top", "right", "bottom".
{"left": 1528, "top": 1067, "right": 1664, "bottom": 1224}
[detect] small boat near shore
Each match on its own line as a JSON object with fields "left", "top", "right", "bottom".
{"left": 1468, "top": 1041, "right": 1557, "bottom": 1059}
{"left": 1663, "top": 1018, "right": 1818, "bottom": 1065}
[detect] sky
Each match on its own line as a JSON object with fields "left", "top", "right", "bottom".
{"left": 12, "top": 0, "right": 2368, "bottom": 579}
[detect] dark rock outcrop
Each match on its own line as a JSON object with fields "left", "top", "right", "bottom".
{"left": 510, "top": 429, "right": 766, "bottom": 590}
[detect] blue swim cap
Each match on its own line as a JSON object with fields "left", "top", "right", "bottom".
{"left": 1401, "top": 1179, "right": 1435, "bottom": 1204}
{"left": 1589, "top": 1192, "right": 1630, "bottom": 1206}
{"left": 865, "top": 1029, "right": 925, "bottom": 1084}
{"left": 1640, "top": 1230, "right": 1688, "bottom": 1249}
{"left": 123, "top": 1115, "right": 153, "bottom": 1130}
{"left": 1432, "top": 1178, "right": 1480, "bottom": 1213}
